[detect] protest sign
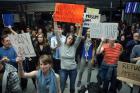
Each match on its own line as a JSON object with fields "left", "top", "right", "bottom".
{"left": 53, "top": 3, "right": 85, "bottom": 23}
{"left": 8, "top": 33, "right": 36, "bottom": 57}
{"left": 90, "top": 23, "right": 118, "bottom": 39}
{"left": 117, "top": 61, "right": 140, "bottom": 86}
{"left": 83, "top": 13, "right": 100, "bottom": 27}
{"left": 86, "top": 7, "right": 99, "bottom": 14}
{"left": 2, "top": 14, "right": 14, "bottom": 27}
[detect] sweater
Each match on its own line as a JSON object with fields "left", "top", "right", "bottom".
{"left": 0, "top": 47, "right": 17, "bottom": 68}
{"left": 60, "top": 37, "right": 81, "bottom": 70}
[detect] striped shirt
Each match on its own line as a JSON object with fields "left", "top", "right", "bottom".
{"left": 101, "top": 43, "right": 122, "bottom": 64}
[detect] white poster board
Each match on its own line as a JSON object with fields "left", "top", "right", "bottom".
{"left": 8, "top": 33, "right": 36, "bottom": 57}
{"left": 83, "top": 13, "right": 100, "bottom": 27}
{"left": 90, "top": 23, "right": 118, "bottom": 39}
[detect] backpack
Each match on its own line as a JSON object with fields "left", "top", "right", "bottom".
{"left": 78, "top": 82, "right": 103, "bottom": 93}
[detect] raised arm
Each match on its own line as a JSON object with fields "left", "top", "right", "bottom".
{"left": 76, "top": 24, "right": 83, "bottom": 37}
{"left": 74, "top": 24, "right": 83, "bottom": 48}
{"left": 53, "top": 21, "right": 61, "bottom": 47}
{"left": 96, "top": 39, "right": 105, "bottom": 55}
{"left": 8, "top": 25, "right": 18, "bottom": 35}
{"left": 17, "top": 57, "right": 37, "bottom": 78}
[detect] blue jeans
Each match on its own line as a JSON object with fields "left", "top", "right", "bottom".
{"left": 98, "top": 62, "right": 117, "bottom": 93}
{"left": 60, "top": 69, "right": 77, "bottom": 93}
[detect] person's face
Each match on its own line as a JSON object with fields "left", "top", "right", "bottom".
{"left": 66, "top": 35, "right": 73, "bottom": 45}
{"left": 40, "top": 61, "right": 51, "bottom": 73}
{"left": 133, "top": 33, "right": 140, "bottom": 41}
{"left": 121, "top": 35, "right": 125, "bottom": 41}
{"left": 37, "top": 35, "right": 44, "bottom": 43}
{"left": 2, "top": 37, "right": 11, "bottom": 48}
{"left": 38, "top": 28, "right": 43, "bottom": 34}
{"left": 58, "top": 28, "right": 63, "bottom": 35}
{"left": 26, "top": 28, "right": 31, "bottom": 32}
{"left": 70, "top": 25, "right": 74, "bottom": 31}
{"left": 131, "top": 25, "right": 135, "bottom": 30}
{"left": 32, "top": 31, "right": 37, "bottom": 37}
{"left": 136, "top": 24, "right": 139, "bottom": 28}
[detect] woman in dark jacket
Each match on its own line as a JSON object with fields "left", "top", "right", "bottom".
{"left": 35, "top": 33, "right": 52, "bottom": 58}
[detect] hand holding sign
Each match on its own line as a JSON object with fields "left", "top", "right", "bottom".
{"left": 8, "top": 25, "right": 12, "bottom": 29}
{"left": 101, "top": 38, "right": 106, "bottom": 42}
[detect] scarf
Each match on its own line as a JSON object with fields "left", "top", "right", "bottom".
{"left": 36, "top": 69, "right": 58, "bottom": 93}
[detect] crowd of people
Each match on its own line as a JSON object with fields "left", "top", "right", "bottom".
{"left": 0, "top": 18, "right": 140, "bottom": 93}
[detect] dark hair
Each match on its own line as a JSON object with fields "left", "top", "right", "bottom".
{"left": 65, "top": 33, "right": 76, "bottom": 46}
{"left": 39, "top": 55, "right": 53, "bottom": 65}
{"left": 1, "top": 34, "right": 8, "bottom": 41}
{"left": 2, "top": 28, "right": 11, "bottom": 35}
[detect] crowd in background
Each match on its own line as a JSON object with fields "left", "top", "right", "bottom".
{"left": 0, "top": 19, "right": 140, "bottom": 93}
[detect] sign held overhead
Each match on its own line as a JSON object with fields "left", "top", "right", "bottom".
{"left": 53, "top": 3, "right": 85, "bottom": 23}
{"left": 90, "top": 23, "right": 118, "bottom": 40}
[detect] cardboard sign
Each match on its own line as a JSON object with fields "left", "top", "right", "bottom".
{"left": 117, "top": 62, "right": 140, "bottom": 86}
{"left": 90, "top": 23, "right": 118, "bottom": 39}
{"left": 83, "top": 13, "right": 100, "bottom": 27}
{"left": 54, "top": 3, "right": 85, "bottom": 23}
{"left": 2, "top": 14, "right": 14, "bottom": 27}
{"left": 8, "top": 33, "right": 36, "bottom": 57}
{"left": 86, "top": 7, "right": 99, "bottom": 14}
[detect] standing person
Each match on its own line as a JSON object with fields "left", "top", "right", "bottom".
{"left": 20, "top": 29, "right": 38, "bottom": 91}
{"left": 0, "top": 60, "right": 22, "bottom": 93}
{"left": 54, "top": 22, "right": 82, "bottom": 93}
{"left": 0, "top": 35, "right": 17, "bottom": 68}
{"left": 130, "top": 44, "right": 140, "bottom": 93}
{"left": 125, "top": 32, "right": 140, "bottom": 62}
{"left": 17, "top": 55, "right": 61, "bottom": 93}
{"left": 77, "top": 28, "right": 95, "bottom": 87}
{"left": 96, "top": 38, "right": 123, "bottom": 93}
{"left": 51, "top": 26, "right": 66, "bottom": 74}
{"left": 35, "top": 33, "right": 52, "bottom": 57}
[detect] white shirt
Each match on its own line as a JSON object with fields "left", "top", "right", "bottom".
{"left": 51, "top": 35, "right": 66, "bottom": 59}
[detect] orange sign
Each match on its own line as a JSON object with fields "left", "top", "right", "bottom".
{"left": 54, "top": 3, "right": 85, "bottom": 23}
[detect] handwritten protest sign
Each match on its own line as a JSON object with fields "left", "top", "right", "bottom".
{"left": 117, "top": 62, "right": 140, "bottom": 86}
{"left": 8, "top": 33, "right": 36, "bottom": 57}
{"left": 53, "top": 3, "right": 85, "bottom": 23}
{"left": 86, "top": 7, "right": 99, "bottom": 14}
{"left": 83, "top": 13, "right": 100, "bottom": 27}
{"left": 89, "top": 23, "right": 118, "bottom": 39}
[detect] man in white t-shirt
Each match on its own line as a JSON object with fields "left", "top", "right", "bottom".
{"left": 51, "top": 27, "right": 66, "bottom": 74}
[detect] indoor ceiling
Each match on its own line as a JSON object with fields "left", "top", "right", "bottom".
{"left": 0, "top": 0, "right": 139, "bottom": 12}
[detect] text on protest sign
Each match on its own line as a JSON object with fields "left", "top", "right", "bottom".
{"left": 54, "top": 3, "right": 85, "bottom": 23}
{"left": 8, "top": 33, "right": 36, "bottom": 57}
{"left": 90, "top": 23, "right": 118, "bottom": 39}
{"left": 117, "top": 62, "right": 140, "bottom": 86}
{"left": 83, "top": 13, "right": 100, "bottom": 27}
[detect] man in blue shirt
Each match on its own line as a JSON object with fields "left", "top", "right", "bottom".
{"left": 0, "top": 35, "right": 17, "bottom": 68}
